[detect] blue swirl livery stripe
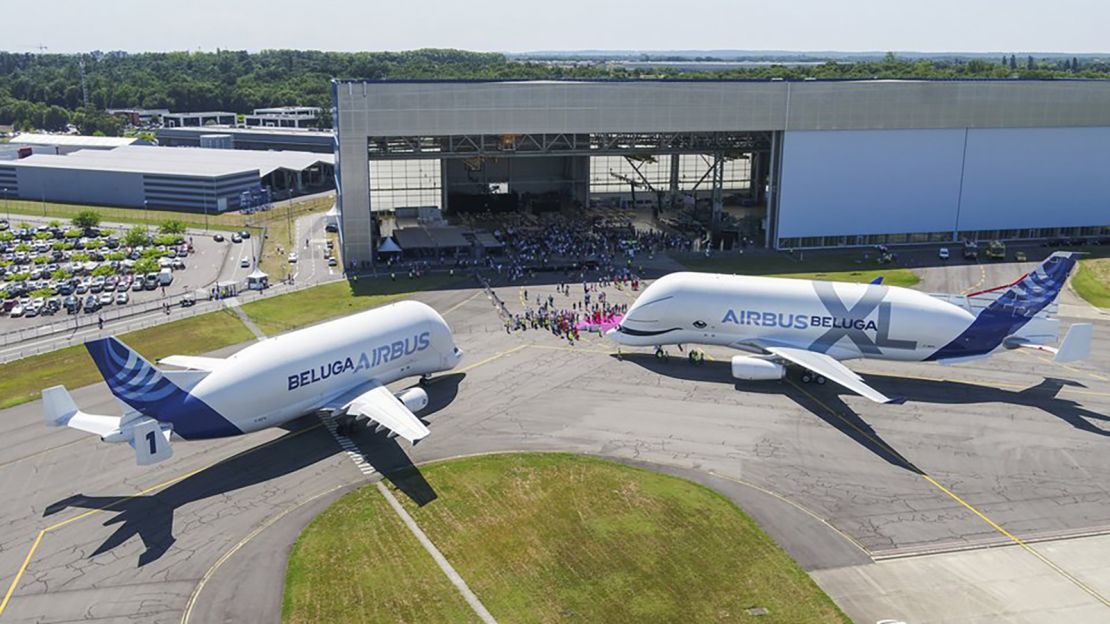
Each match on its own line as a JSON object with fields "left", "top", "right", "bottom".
{"left": 85, "top": 337, "right": 242, "bottom": 440}
{"left": 928, "top": 252, "right": 1078, "bottom": 361}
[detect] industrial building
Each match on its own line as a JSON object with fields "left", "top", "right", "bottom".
{"left": 244, "top": 106, "right": 323, "bottom": 128}
{"left": 332, "top": 79, "right": 1110, "bottom": 267}
{"left": 0, "top": 145, "right": 334, "bottom": 212}
{"left": 6, "top": 133, "right": 141, "bottom": 154}
{"left": 156, "top": 125, "right": 334, "bottom": 153}
{"left": 162, "top": 111, "right": 237, "bottom": 128}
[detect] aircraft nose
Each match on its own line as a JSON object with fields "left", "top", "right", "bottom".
{"left": 605, "top": 327, "right": 622, "bottom": 343}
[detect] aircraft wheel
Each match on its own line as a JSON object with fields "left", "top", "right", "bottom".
{"left": 816, "top": 375, "right": 827, "bottom": 385}
{"left": 800, "top": 372, "right": 813, "bottom": 384}
{"left": 655, "top": 347, "right": 667, "bottom": 360}
{"left": 419, "top": 375, "right": 430, "bottom": 386}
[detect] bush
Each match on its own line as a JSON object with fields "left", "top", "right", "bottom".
{"left": 70, "top": 251, "right": 90, "bottom": 262}
{"left": 34, "top": 231, "right": 52, "bottom": 240}
{"left": 152, "top": 233, "right": 179, "bottom": 246}
{"left": 47, "top": 220, "right": 62, "bottom": 228}
{"left": 51, "top": 241, "right": 67, "bottom": 250}
{"left": 14, "top": 243, "right": 31, "bottom": 253}
{"left": 10, "top": 272, "right": 30, "bottom": 281}
{"left": 64, "top": 228, "right": 82, "bottom": 239}
{"left": 160, "top": 220, "right": 187, "bottom": 235}
{"left": 91, "top": 264, "right": 116, "bottom": 277}
{"left": 123, "top": 225, "right": 150, "bottom": 248}
{"left": 50, "top": 268, "right": 70, "bottom": 280}
{"left": 133, "top": 258, "right": 159, "bottom": 274}
{"left": 30, "top": 288, "right": 55, "bottom": 297}
{"left": 72, "top": 210, "right": 102, "bottom": 229}
{"left": 106, "top": 251, "right": 126, "bottom": 261}
{"left": 33, "top": 255, "right": 50, "bottom": 265}
{"left": 0, "top": 231, "right": 13, "bottom": 241}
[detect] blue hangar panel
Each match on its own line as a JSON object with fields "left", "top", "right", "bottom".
{"left": 777, "top": 129, "right": 966, "bottom": 239}
{"left": 957, "top": 127, "right": 1110, "bottom": 231}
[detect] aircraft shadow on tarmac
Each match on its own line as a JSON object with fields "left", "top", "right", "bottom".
{"left": 41, "top": 375, "right": 464, "bottom": 567}
{"left": 614, "top": 353, "right": 1110, "bottom": 473}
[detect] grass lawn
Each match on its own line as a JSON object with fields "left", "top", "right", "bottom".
{"left": 677, "top": 251, "right": 920, "bottom": 287}
{"left": 1072, "top": 258, "right": 1110, "bottom": 308}
{"left": 240, "top": 274, "right": 461, "bottom": 336}
{"left": 284, "top": 453, "right": 849, "bottom": 624}
{"left": 0, "top": 309, "right": 253, "bottom": 409}
{"left": 1, "top": 194, "right": 334, "bottom": 237}
{"left": 256, "top": 196, "right": 335, "bottom": 280}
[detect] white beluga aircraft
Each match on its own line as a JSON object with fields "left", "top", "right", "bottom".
{"left": 43, "top": 300, "right": 464, "bottom": 465}
{"left": 607, "top": 252, "right": 1092, "bottom": 404}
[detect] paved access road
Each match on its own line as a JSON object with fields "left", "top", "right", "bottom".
{"left": 1, "top": 264, "right": 1109, "bottom": 623}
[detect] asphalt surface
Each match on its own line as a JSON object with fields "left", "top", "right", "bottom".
{"left": 0, "top": 260, "right": 1108, "bottom": 623}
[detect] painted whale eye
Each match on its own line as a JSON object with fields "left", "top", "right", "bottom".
{"left": 692, "top": 320, "right": 707, "bottom": 329}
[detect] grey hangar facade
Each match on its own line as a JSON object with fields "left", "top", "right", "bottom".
{"left": 332, "top": 79, "right": 1110, "bottom": 268}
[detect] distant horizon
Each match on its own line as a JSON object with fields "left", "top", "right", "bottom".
{"left": 5, "top": 48, "right": 1109, "bottom": 58}
{"left": 8, "top": 0, "right": 1108, "bottom": 55}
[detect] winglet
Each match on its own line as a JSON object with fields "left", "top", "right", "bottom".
{"left": 870, "top": 276, "right": 884, "bottom": 285}
{"left": 1055, "top": 323, "right": 1092, "bottom": 363}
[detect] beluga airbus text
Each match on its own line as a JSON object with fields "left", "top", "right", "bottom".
{"left": 43, "top": 301, "right": 464, "bottom": 465}
{"left": 607, "top": 252, "right": 1092, "bottom": 403}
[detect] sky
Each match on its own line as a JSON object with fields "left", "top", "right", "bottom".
{"left": 8, "top": 0, "right": 1109, "bottom": 54}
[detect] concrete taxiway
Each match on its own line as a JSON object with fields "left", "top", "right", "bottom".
{"left": 0, "top": 260, "right": 1109, "bottom": 623}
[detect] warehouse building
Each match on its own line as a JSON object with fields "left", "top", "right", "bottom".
{"left": 332, "top": 79, "right": 1110, "bottom": 267}
{"left": 0, "top": 145, "right": 334, "bottom": 213}
{"left": 162, "top": 111, "right": 237, "bottom": 128}
{"left": 245, "top": 106, "right": 323, "bottom": 128}
{"left": 156, "top": 125, "right": 334, "bottom": 153}
{"left": 6, "top": 133, "right": 141, "bottom": 154}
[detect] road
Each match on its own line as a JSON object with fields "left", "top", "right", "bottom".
{"left": 0, "top": 263, "right": 1109, "bottom": 623}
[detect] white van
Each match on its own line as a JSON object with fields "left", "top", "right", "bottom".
{"left": 157, "top": 268, "right": 174, "bottom": 286}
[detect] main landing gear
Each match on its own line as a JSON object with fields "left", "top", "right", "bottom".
{"left": 654, "top": 346, "right": 668, "bottom": 360}
{"left": 335, "top": 414, "right": 359, "bottom": 436}
{"left": 798, "top": 372, "right": 827, "bottom": 385}
{"left": 687, "top": 349, "right": 705, "bottom": 364}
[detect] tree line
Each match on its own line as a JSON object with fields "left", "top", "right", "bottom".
{"left": 2, "top": 48, "right": 1108, "bottom": 135}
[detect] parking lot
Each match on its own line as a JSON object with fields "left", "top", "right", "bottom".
{"left": 0, "top": 216, "right": 260, "bottom": 336}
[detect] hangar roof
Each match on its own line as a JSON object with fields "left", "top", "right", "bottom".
{"left": 333, "top": 78, "right": 1110, "bottom": 135}
{"left": 10, "top": 133, "right": 138, "bottom": 148}
{"left": 11, "top": 145, "right": 334, "bottom": 178}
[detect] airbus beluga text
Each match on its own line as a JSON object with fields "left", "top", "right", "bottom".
{"left": 43, "top": 301, "right": 464, "bottom": 466}
{"left": 607, "top": 252, "right": 1092, "bottom": 404}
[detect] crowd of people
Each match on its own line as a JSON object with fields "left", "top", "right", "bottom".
{"left": 495, "top": 277, "right": 638, "bottom": 346}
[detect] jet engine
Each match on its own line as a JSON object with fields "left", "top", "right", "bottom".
{"left": 395, "top": 387, "right": 429, "bottom": 412}
{"left": 730, "top": 355, "right": 786, "bottom": 381}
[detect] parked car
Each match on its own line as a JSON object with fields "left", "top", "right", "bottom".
{"left": 938, "top": 247, "right": 950, "bottom": 260}
{"left": 144, "top": 274, "right": 159, "bottom": 290}
{"left": 328, "top": 257, "right": 338, "bottom": 267}
{"left": 64, "top": 295, "right": 80, "bottom": 314}
{"left": 98, "top": 292, "right": 114, "bottom": 306}
{"left": 213, "top": 234, "right": 225, "bottom": 243}
{"left": 132, "top": 278, "right": 145, "bottom": 292}
{"left": 240, "top": 258, "right": 250, "bottom": 268}
{"left": 1015, "top": 250, "right": 1028, "bottom": 262}
{"left": 9, "top": 304, "right": 24, "bottom": 318}
{"left": 83, "top": 295, "right": 99, "bottom": 312}
{"left": 239, "top": 230, "right": 251, "bottom": 239}
{"left": 288, "top": 252, "right": 298, "bottom": 263}
{"left": 115, "top": 291, "right": 129, "bottom": 305}
{"left": 231, "top": 233, "right": 243, "bottom": 243}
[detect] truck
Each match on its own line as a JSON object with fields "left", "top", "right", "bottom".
{"left": 962, "top": 240, "right": 979, "bottom": 260}
{"left": 986, "top": 240, "right": 1006, "bottom": 260}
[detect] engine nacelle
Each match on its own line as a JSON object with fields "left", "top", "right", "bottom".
{"left": 395, "top": 387, "right": 429, "bottom": 413}
{"left": 730, "top": 355, "right": 786, "bottom": 381}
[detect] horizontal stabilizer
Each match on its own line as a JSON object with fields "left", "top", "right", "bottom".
{"left": 43, "top": 386, "right": 120, "bottom": 437}
{"left": 1055, "top": 323, "right": 1093, "bottom": 363}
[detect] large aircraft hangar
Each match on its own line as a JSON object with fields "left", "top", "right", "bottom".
{"left": 332, "top": 79, "right": 1110, "bottom": 268}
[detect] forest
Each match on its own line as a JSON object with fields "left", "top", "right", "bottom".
{"left": 2, "top": 48, "right": 1107, "bottom": 135}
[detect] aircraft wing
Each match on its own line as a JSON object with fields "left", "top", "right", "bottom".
{"left": 764, "top": 346, "right": 905, "bottom": 405}
{"left": 157, "top": 355, "right": 226, "bottom": 372}
{"left": 332, "top": 382, "right": 431, "bottom": 444}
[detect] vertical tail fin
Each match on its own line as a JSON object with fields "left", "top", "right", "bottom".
{"left": 986, "top": 251, "right": 1079, "bottom": 319}
{"left": 83, "top": 337, "right": 241, "bottom": 440}
{"left": 930, "top": 252, "right": 1081, "bottom": 361}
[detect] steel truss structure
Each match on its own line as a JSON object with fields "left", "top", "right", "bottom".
{"left": 366, "top": 131, "right": 771, "bottom": 160}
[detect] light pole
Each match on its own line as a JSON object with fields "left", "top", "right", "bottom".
{"left": 2, "top": 188, "right": 7, "bottom": 223}
{"left": 143, "top": 200, "right": 149, "bottom": 236}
